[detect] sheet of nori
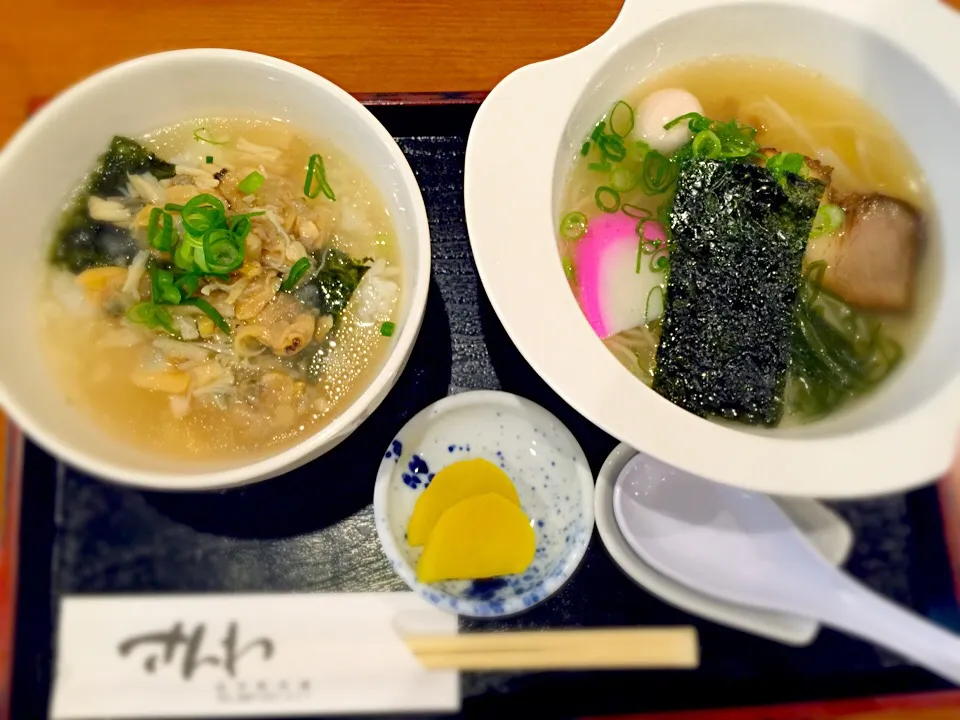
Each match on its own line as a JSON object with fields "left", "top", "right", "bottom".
{"left": 653, "top": 158, "right": 825, "bottom": 425}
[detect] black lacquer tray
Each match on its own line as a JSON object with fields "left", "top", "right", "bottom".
{"left": 12, "top": 101, "right": 960, "bottom": 720}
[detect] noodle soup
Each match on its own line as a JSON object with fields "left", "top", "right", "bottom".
{"left": 557, "top": 58, "right": 934, "bottom": 427}
{"left": 41, "top": 118, "right": 402, "bottom": 460}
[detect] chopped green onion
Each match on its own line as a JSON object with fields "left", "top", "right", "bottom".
{"left": 380, "top": 321, "right": 396, "bottom": 337}
{"left": 664, "top": 112, "right": 710, "bottom": 133}
{"left": 598, "top": 134, "right": 627, "bottom": 162}
{"left": 201, "top": 228, "right": 244, "bottom": 274}
{"left": 665, "top": 112, "right": 759, "bottom": 160}
{"left": 622, "top": 204, "right": 652, "bottom": 220}
{"left": 126, "top": 302, "right": 174, "bottom": 334}
{"left": 656, "top": 201, "right": 674, "bottom": 243}
{"left": 228, "top": 215, "right": 253, "bottom": 245}
{"left": 639, "top": 151, "right": 678, "bottom": 195}
{"left": 644, "top": 286, "right": 665, "bottom": 324}
{"left": 587, "top": 161, "right": 612, "bottom": 173}
{"left": 782, "top": 153, "right": 806, "bottom": 176}
{"left": 193, "top": 127, "right": 227, "bottom": 145}
{"left": 205, "top": 156, "right": 214, "bottom": 164}
{"left": 181, "top": 297, "right": 231, "bottom": 335}
{"left": 559, "top": 211, "right": 588, "bottom": 241}
{"left": 609, "top": 166, "right": 637, "bottom": 192}
{"left": 692, "top": 130, "right": 722, "bottom": 159}
{"left": 149, "top": 267, "right": 182, "bottom": 305}
{"left": 562, "top": 256, "right": 576, "bottom": 281}
{"left": 580, "top": 142, "right": 591, "bottom": 156}
{"left": 811, "top": 204, "right": 845, "bottom": 238}
{"left": 609, "top": 100, "right": 635, "bottom": 138}
{"left": 174, "top": 238, "right": 196, "bottom": 271}
{"left": 650, "top": 247, "right": 669, "bottom": 273}
{"left": 280, "top": 257, "right": 312, "bottom": 292}
{"left": 175, "top": 273, "right": 202, "bottom": 296}
{"left": 304, "top": 154, "right": 335, "bottom": 200}
{"left": 176, "top": 193, "right": 226, "bottom": 236}
{"left": 767, "top": 152, "right": 807, "bottom": 179}
{"left": 595, "top": 186, "right": 620, "bottom": 213}
{"left": 237, "top": 171, "right": 265, "bottom": 194}
{"left": 147, "top": 207, "right": 175, "bottom": 252}
{"left": 164, "top": 203, "right": 184, "bottom": 212}
{"left": 590, "top": 121, "right": 605, "bottom": 142}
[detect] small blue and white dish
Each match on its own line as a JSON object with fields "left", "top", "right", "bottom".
{"left": 373, "top": 390, "right": 595, "bottom": 617}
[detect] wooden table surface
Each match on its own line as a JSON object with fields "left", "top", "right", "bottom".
{"left": 0, "top": 0, "right": 622, "bottom": 144}
{"left": 4, "top": 0, "right": 960, "bottom": 144}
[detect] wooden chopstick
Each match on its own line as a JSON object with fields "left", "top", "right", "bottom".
{"left": 404, "top": 627, "right": 699, "bottom": 670}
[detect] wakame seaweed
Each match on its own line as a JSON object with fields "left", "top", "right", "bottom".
{"left": 294, "top": 246, "right": 370, "bottom": 317}
{"left": 653, "top": 157, "right": 826, "bottom": 426}
{"left": 51, "top": 136, "right": 177, "bottom": 274}
{"left": 88, "top": 136, "right": 176, "bottom": 196}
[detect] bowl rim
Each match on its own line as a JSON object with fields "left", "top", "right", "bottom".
{"left": 464, "top": 0, "right": 960, "bottom": 498}
{"left": 0, "top": 48, "right": 432, "bottom": 491}
{"left": 372, "top": 390, "right": 595, "bottom": 618}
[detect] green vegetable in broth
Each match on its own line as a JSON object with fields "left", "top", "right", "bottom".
{"left": 193, "top": 127, "right": 228, "bottom": 145}
{"left": 147, "top": 208, "right": 175, "bottom": 251}
{"left": 173, "top": 193, "right": 226, "bottom": 236}
{"left": 380, "top": 321, "right": 396, "bottom": 337}
{"left": 237, "top": 171, "right": 265, "bottom": 194}
{"left": 200, "top": 228, "right": 243, "bottom": 274}
{"left": 89, "top": 136, "right": 176, "bottom": 196}
{"left": 51, "top": 136, "right": 177, "bottom": 273}
{"left": 126, "top": 301, "right": 175, "bottom": 334}
{"left": 51, "top": 215, "right": 139, "bottom": 274}
{"left": 691, "top": 130, "right": 722, "bottom": 159}
{"left": 280, "top": 257, "right": 312, "bottom": 292}
{"left": 181, "top": 297, "right": 232, "bottom": 335}
{"left": 559, "top": 211, "right": 588, "bottom": 241}
{"left": 609, "top": 101, "right": 635, "bottom": 138}
{"left": 622, "top": 204, "right": 652, "bottom": 220}
{"left": 150, "top": 267, "right": 182, "bottom": 306}
{"left": 638, "top": 150, "right": 677, "bottom": 195}
{"left": 304, "top": 154, "right": 336, "bottom": 201}
{"left": 811, "top": 203, "right": 845, "bottom": 238}
{"left": 598, "top": 134, "right": 627, "bottom": 163}
{"left": 664, "top": 112, "right": 760, "bottom": 161}
{"left": 295, "top": 247, "right": 369, "bottom": 316}
{"left": 595, "top": 186, "right": 620, "bottom": 213}
{"left": 787, "top": 261, "right": 902, "bottom": 419}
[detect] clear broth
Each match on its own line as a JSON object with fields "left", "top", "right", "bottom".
{"left": 40, "top": 117, "right": 401, "bottom": 461}
{"left": 559, "top": 57, "right": 936, "bottom": 422}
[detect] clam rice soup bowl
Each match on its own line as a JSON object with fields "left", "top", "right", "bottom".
{"left": 0, "top": 49, "right": 431, "bottom": 490}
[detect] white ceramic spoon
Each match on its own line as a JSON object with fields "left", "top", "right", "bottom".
{"left": 612, "top": 453, "right": 960, "bottom": 685}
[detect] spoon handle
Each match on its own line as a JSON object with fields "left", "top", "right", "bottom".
{"left": 817, "top": 574, "right": 960, "bottom": 685}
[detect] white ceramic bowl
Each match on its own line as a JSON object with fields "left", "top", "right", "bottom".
{"left": 373, "top": 391, "right": 594, "bottom": 617}
{"left": 465, "top": 0, "right": 960, "bottom": 498}
{"left": 0, "top": 50, "right": 431, "bottom": 490}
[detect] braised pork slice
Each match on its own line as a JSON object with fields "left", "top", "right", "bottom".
{"left": 806, "top": 194, "right": 922, "bottom": 312}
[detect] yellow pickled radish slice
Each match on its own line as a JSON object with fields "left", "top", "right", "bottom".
{"left": 416, "top": 493, "right": 536, "bottom": 583}
{"left": 407, "top": 458, "right": 520, "bottom": 546}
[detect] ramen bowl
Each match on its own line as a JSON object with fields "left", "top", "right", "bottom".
{"left": 465, "top": 0, "right": 960, "bottom": 497}
{"left": 0, "top": 49, "right": 431, "bottom": 490}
